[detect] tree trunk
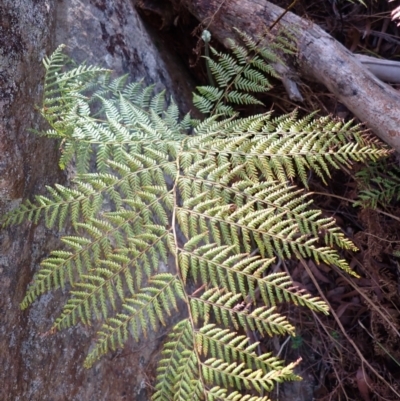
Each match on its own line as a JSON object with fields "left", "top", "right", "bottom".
{"left": 0, "top": 1, "right": 193, "bottom": 400}
{"left": 179, "top": 0, "right": 400, "bottom": 152}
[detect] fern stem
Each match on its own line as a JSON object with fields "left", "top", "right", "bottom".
{"left": 172, "top": 152, "right": 209, "bottom": 399}
{"left": 312, "top": 191, "right": 400, "bottom": 223}
{"left": 204, "top": 35, "right": 216, "bottom": 87}
{"left": 299, "top": 256, "right": 400, "bottom": 398}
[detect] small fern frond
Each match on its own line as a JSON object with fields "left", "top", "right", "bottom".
{"left": 196, "top": 324, "right": 289, "bottom": 373}
{"left": 196, "top": 27, "right": 297, "bottom": 119}
{"left": 84, "top": 274, "right": 184, "bottom": 368}
{"left": 234, "top": 27, "right": 295, "bottom": 61}
{"left": 196, "top": 30, "right": 277, "bottom": 117}
{"left": 354, "top": 158, "right": 400, "bottom": 208}
{"left": 181, "top": 244, "right": 329, "bottom": 313}
{"left": 206, "top": 386, "right": 272, "bottom": 401}
{"left": 154, "top": 320, "right": 206, "bottom": 401}
{"left": 190, "top": 288, "right": 296, "bottom": 337}
{"left": 201, "top": 357, "right": 300, "bottom": 394}
{"left": 186, "top": 114, "right": 389, "bottom": 187}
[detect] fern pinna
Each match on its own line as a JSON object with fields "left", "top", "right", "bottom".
{"left": 2, "top": 38, "right": 389, "bottom": 400}
{"left": 354, "top": 159, "right": 400, "bottom": 209}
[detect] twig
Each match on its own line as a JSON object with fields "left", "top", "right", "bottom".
{"left": 312, "top": 191, "right": 400, "bottom": 223}
{"left": 299, "top": 256, "right": 400, "bottom": 398}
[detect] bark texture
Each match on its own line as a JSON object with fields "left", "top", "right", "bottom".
{"left": 0, "top": 1, "right": 192, "bottom": 400}
{"left": 180, "top": 0, "right": 400, "bottom": 152}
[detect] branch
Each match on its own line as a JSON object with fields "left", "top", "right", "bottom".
{"left": 179, "top": 0, "right": 400, "bottom": 152}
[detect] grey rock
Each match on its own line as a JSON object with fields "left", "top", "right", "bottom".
{"left": 0, "top": 0, "right": 193, "bottom": 399}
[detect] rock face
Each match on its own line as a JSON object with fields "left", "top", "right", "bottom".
{"left": 56, "top": 0, "right": 195, "bottom": 102}
{"left": 0, "top": 0, "right": 192, "bottom": 399}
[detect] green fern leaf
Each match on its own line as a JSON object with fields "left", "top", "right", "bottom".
{"left": 190, "top": 287, "right": 296, "bottom": 336}
{"left": 84, "top": 274, "right": 183, "bottom": 368}
{"left": 2, "top": 41, "right": 390, "bottom": 401}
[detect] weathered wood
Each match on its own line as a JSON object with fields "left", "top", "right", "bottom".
{"left": 180, "top": 0, "right": 400, "bottom": 152}
{"left": 356, "top": 54, "right": 400, "bottom": 84}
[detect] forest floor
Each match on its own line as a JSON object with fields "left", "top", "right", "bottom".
{"left": 266, "top": 2, "right": 400, "bottom": 400}
{"left": 138, "top": 0, "right": 400, "bottom": 399}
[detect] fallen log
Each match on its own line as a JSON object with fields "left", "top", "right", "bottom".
{"left": 356, "top": 54, "right": 400, "bottom": 84}
{"left": 179, "top": 0, "right": 400, "bottom": 152}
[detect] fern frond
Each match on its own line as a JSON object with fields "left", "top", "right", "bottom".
{"left": 177, "top": 182, "right": 356, "bottom": 276}
{"left": 201, "top": 357, "right": 300, "bottom": 393}
{"left": 354, "top": 158, "right": 400, "bottom": 208}
{"left": 5, "top": 43, "right": 391, "bottom": 401}
{"left": 180, "top": 245, "right": 329, "bottom": 314}
{"left": 186, "top": 114, "right": 389, "bottom": 187}
{"left": 2, "top": 180, "right": 104, "bottom": 229}
{"left": 42, "top": 45, "right": 110, "bottom": 129}
{"left": 206, "top": 386, "right": 272, "bottom": 401}
{"left": 190, "top": 288, "right": 296, "bottom": 337}
{"left": 21, "top": 214, "right": 171, "bottom": 311}
{"left": 153, "top": 320, "right": 207, "bottom": 401}
{"left": 196, "top": 31, "right": 278, "bottom": 117}
{"left": 173, "top": 352, "right": 203, "bottom": 401}
{"left": 196, "top": 324, "right": 289, "bottom": 373}
{"left": 48, "top": 243, "right": 156, "bottom": 329}
{"left": 84, "top": 274, "right": 184, "bottom": 368}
